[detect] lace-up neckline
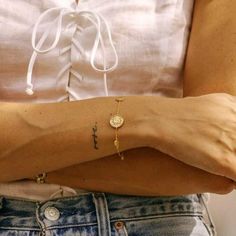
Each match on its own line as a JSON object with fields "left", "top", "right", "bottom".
{"left": 26, "top": 2, "right": 118, "bottom": 98}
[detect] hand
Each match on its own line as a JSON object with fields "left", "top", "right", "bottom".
{"left": 149, "top": 93, "right": 236, "bottom": 181}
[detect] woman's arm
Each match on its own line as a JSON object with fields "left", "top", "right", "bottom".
{"left": 2, "top": 0, "right": 236, "bottom": 193}
{"left": 0, "top": 95, "right": 154, "bottom": 181}
{"left": 27, "top": 0, "right": 236, "bottom": 196}
{"left": 184, "top": 0, "right": 236, "bottom": 96}
{"left": 46, "top": 147, "right": 234, "bottom": 196}
{"left": 3, "top": 92, "right": 236, "bottom": 185}
{"left": 184, "top": 0, "right": 236, "bottom": 179}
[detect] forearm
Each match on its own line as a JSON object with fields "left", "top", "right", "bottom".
{"left": 45, "top": 147, "right": 233, "bottom": 196}
{"left": 41, "top": 1, "right": 236, "bottom": 196}
{"left": 3, "top": 1, "right": 236, "bottom": 186}
{"left": 0, "top": 95, "right": 157, "bottom": 182}
{"left": 38, "top": 0, "right": 236, "bottom": 195}
{"left": 184, "top": 0, "right": 236, "bottom": 96}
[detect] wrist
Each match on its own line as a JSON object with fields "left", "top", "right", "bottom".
{"left": 142, "top": 96, "right": 178, "bottom": 150}
{"left": 119, "top": 95, "right": 169, "bottom": 150}
{"left": 117, "top": 96, "right": 149, "bottom": 151}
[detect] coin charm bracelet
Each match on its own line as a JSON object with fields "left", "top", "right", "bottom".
{"left": 34, "top": 97, "right": 125, "bottom": 183}
{"left": 109, "top": 97, "right": 125, "bottom": 160}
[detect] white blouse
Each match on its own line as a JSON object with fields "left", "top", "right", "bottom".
{"left": 0, "top": 0, "right": 194, "bottom": 200}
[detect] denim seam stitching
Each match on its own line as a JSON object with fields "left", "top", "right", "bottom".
{"left": 109, "top": 212, "right": 203, "bottom": 223}
{"left": 103, "top": 193, "right": 112, "bottom": 236}
{"left": 0, "top": 194, "right": 201, "bottom": 205}
{"left": 0, "top": 227, "right": 41, "bottom": 231}
{"left": 43, "top": 222, "right": 98, "bottom": 230}
{"left": 92, "top": 193, "right": 102, "bottom": 236}
{"left": 35, "top": 202, "right": 46, "bottom": 235}
{"left": 197, "top": 194, "right": 217, "bottom": 236}
{"left": 197, "top": 216, "right": 213, "bottom": 236}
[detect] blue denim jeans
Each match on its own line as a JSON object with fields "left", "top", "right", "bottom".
{"left": 0, "top": 192, "right": 216, "bottom": 236}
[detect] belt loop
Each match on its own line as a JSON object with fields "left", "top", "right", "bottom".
{"left": 197, "top": 194, "right": 217, "bottom": 236}
{"left": 92, "top": 192, "right": 111, "bottom": 236}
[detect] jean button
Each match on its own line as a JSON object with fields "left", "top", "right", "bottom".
{"left": 44, "top": 206, "right": 60, "bottom": 221}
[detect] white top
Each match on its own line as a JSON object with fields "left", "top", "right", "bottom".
{"left": 0, "top": 0, "right": 194, "bottom": 200}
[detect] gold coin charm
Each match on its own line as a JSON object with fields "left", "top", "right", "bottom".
{"left": 110, "top": 97, "right": 125, "bottom": 160}
{"left": 110, "top": 114, "right": 124, "bottom": 128}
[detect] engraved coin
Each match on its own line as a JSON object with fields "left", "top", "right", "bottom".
{"left": 110, "top": 115, "right": 124, "bottom": 128}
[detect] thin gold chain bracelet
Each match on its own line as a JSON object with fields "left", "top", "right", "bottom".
{"left": 109, "top": 97, "right": 125, "bottom": 160}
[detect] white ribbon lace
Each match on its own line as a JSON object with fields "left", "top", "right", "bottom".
{"left": 26, "top": 5, "right": 118, "bottom": 97}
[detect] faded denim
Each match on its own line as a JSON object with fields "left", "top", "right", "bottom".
{"left": 0, "top": 192, "right": 216, "bottom": 236}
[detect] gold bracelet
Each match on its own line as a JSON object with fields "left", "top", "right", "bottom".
{"left": 35, "top": 172, "right": 47, "bottom": 184}
{"left": 109, "top": 97, "right": 125, "bottom": 160}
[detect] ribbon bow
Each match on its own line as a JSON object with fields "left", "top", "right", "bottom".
{"left": 26, "top": 5, "right": 118, "bottom": 96}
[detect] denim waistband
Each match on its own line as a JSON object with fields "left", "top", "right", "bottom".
{"left": 0, "top": 192, "right": 204, "bottom": 231}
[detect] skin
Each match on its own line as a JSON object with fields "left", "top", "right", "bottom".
{"left": 184, "top": 0, "right": 236, "bottom": 97}
{"left": 1, "top": 0, "right": 236, "bottom": 196}
{"left": 46, "top": 147, "right": 236, "bottom": 196}
{"left": 44, "top": 0, "right": 236, "bottom": 195}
